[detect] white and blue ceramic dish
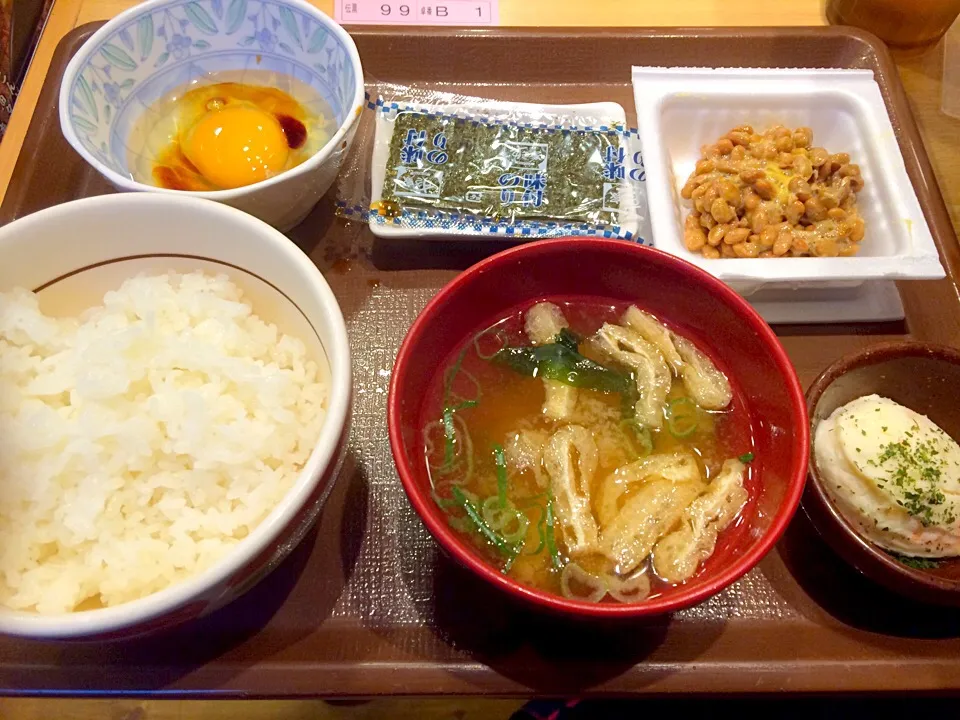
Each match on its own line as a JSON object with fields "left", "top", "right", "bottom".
{"left": 59, "top": 0, "right": 364, "bottom": 230}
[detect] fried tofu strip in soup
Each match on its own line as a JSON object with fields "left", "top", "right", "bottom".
{"left": 672, "top": 335, "right": 732, "bottom": 410}
{"left": 524, "top": 302, "right": 577, "bottom": 420}
{"left": 596, "top": 451, "right": 702, "bottom": 526}
{"left": 622, "top": 305, "right": 733, "bottom": 411}
{"left": 598, "top": 452, "right": 707, "bottom": 574}
{"left": 503, "top": 429, "right": 549, "bottom": 489}
{"left": 621, "top": 306, "right": 684, "bottom": 373}
{"left": 653, "top": 459, "right": 748, "bottom": 582}
{"left": 542, "top": 424, "right": 600, "bottom": 555}
{"left": 592, "top": 323, "right": 671, "bottom": 429}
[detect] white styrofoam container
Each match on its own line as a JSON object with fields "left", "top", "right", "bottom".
{"left": 369, "top": 100, "right": 644, "bottom": 241}
{"left": 632, "top": 67, "right": 944, "bottom": 297}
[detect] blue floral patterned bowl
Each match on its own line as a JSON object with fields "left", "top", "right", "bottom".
{"left": 59, "top": 0, "right": 364, "bottom": 230}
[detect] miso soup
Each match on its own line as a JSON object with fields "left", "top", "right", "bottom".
{"left": 420, "top": 299, "right": 756, "bottom": 604}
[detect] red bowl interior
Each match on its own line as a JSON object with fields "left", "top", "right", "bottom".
{"left": 388, "top": 238, "right": 809, "bottom": 617}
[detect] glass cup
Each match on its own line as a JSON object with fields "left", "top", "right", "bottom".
{"left": 827, "top": 0, "right": 960, "bottom": 49}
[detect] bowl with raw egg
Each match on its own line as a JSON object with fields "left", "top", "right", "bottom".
{"left": 59, "top": 0, "right": 364, "bottom": 231}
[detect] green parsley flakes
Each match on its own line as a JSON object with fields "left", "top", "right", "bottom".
{"left": 875, "top": 437, "right": 955, "bottom": 527}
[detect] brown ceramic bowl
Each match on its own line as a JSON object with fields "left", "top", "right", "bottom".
{"left": 804, "top": 341, "right": 960, "bottom": 606}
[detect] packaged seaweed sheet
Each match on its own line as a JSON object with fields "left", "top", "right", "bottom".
{"left": 336, "top": 86, "right": 647, "bottom": 241}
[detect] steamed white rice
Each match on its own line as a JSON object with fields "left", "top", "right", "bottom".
{"left": 0, "top": 271, "right": 328, "bottom": 614}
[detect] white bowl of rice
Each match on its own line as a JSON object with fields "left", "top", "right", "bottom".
{"left": 0, "top": 193, "right": 350, "bottom": 639}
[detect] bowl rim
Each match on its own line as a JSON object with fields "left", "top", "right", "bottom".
{"left": 388, "top": 236, "right": 810, "bottom": 617}
{"left": 57, "top": 0, "right": 365, "bottom": 200}
{"left": 0, "top": 194, "right": 351, "bottom": 637}
{"left": 804, "top": 339, "right": 960, "bottom": 599}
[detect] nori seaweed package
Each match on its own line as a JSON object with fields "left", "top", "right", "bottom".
{"left": 335, "top": 85, "right": 648, "bottom": 242}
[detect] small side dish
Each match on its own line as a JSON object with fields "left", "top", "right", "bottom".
{"left": 815, "top": 394, "right": 960, "bottom": 559}
{"left": 422, "top": 300, "right": 754, "bottom": 604}
{"left": 680, "top": 125, "right": 866, "bottom": 259}
{"left": 0, "top": 271, "right": 328, "bottom": 614}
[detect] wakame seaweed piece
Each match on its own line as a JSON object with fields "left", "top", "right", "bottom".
{"left": 492, "top": 341, "right": 633, "bottom": 395}
{"left": 381, "top": 110, "right": 623, "bottom": 227}
{"left": 555, "top": 327, "right": 583, "bottom": 352}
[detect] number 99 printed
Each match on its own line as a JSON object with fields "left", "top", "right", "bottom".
{"left": 381, "top": 2, "right": 411, "bottom": 15}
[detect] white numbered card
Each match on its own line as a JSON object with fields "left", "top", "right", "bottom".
{"left": 334, "top": 0, "right": 498, "bottom": 24}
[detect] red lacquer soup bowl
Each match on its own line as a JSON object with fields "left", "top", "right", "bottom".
{"left": 388, "top": 237, "right": 808, "bottom": 618}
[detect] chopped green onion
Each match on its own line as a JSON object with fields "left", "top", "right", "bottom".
{"left": 501, "top": 520, "right": 530, "bottom": 545}
{"left": 442, "top": 345, "right": 469, "bottom": 403}
{"left": 473, "top": 328, "right": 507, "bottom": 360}
{"left": 452, "top": 486, "right": 511, "bottom": 556}
{"left": 667, "top": 397, "right": 698, "bottom": 438}
{"left": 431, "top": 487, "right": 457, "bottom": 509}
{"left": 560, "top": 562, "right": 607, "bottom": 603}
{"left": 739, "top": 452, "right": 755, "bottom": 464}
{"left": 525, "top": 510, "right": 547, "bottom": 556}
{"left": 493, "top": 444, "right": 508, "bottom": 508}
{"left": 435, "top": 343, "right": 481, "bottom": 473}
{"left": 889, "top": 552, "right": 941, "bottom": 570}
{"left": 425, "top": 408, "right": 476, "bottom": 488}
{"left": 446, "top": 370, "right": 481, "bottom": 411}
{"left": 605, "top": 570, "right": 651, "bottom": 604}
{"left": 442, "top": 344, "right": 481, "bottom": 411}
{"left": 423, "top": 420, "right": 449, "bottom": 478}
{"left": 481, "top": 496, "right": 529, "bottom": 544}
{"left": 442, "top": 407, "right": 456, "bottom": 467}
{"left": 437, "top": 486, "right": 478, "bottom": 531}
{"left": 503, "top": 545, "right": 522, "bottom": 574}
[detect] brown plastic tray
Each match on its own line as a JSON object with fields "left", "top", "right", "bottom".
{"left": 2, "top": 25, "right": 960, "bottom": 698}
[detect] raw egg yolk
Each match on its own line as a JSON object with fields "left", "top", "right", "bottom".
{"left": 182, "top": 105, "right": 289, "bottom": 189}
